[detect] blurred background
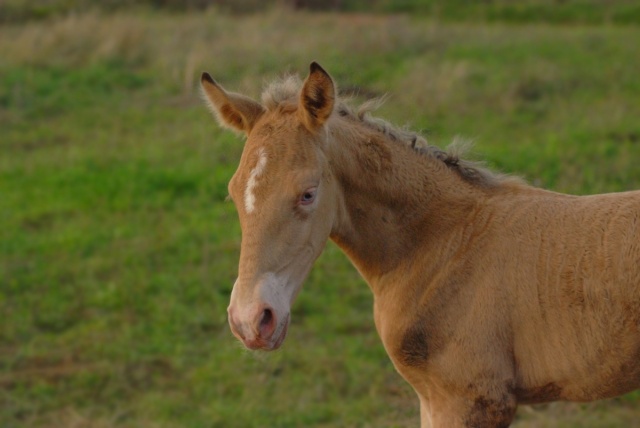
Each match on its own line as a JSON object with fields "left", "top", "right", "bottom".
{"left": 1, "top": 1, "right": 639, "bottom": 427}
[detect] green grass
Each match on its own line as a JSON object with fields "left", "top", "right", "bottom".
{"left": 2, "top": 0, "right": 640, "bottom": 25}
{"left": 1, "top": 8, "right": 640, "bottom": 427}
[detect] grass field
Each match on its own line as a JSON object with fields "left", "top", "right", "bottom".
{"left": 1, "top": 6, "right": 640, "bottom": 427}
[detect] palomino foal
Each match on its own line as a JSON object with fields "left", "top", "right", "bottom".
{"left": 201, "top": 62, "right": 640, "bottom": 427}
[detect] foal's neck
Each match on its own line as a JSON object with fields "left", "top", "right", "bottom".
{"left": 327, "top": 119, "right": 488, "bottom": 287}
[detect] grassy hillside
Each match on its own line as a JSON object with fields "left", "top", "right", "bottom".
{"left": 1, "top": 8, "right": 640, "bottom": 427}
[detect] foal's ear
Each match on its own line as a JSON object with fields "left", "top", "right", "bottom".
{"left": 200, "top": 72, "right": 265, "bottom": 134}
{"left": 299, "top": 62, "right": 335, "bottom": 132}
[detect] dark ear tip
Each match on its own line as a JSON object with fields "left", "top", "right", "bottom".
{"left": 201, "top": 72, "right": 216, "bottom": 85}
{"left": 309, "top": 61, "right": 328, "bottom": 76}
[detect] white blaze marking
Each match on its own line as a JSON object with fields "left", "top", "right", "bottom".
{"left": 244, "top": 148, "right": 267, "bottom": 214}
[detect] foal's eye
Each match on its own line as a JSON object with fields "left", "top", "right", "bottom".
{"left": 299, "top": 188, "right": 317, "bottom": 205}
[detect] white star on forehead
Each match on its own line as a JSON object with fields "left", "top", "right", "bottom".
{"left": 244, "top": 148, "right": 267, "bottom": 214}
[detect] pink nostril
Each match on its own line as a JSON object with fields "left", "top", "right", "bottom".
{"left": 258, "top": 307, "right": 276, "bottom": 339}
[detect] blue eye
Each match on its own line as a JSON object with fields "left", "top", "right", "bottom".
{"left": 300, "top": 188, "right": 316, "bottom": 205}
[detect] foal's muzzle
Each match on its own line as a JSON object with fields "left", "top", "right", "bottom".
{"left": 227, "top": 304, "right": 289, "bottom": 351}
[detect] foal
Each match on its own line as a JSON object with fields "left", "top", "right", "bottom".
{"left": 201, "top": 62, "right": 640, "bottom": 427}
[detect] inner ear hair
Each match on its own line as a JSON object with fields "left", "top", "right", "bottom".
{"left": 300, "top": 62, "right": 336, "bottom": 131}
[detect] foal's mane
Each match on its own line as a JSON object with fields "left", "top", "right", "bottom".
{"left": 261, "top": 75, "right": 515, "bottom": 188}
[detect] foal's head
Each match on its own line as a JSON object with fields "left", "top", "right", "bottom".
{"left": 202, "top": 63, "right": 339, "bottom": 350}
